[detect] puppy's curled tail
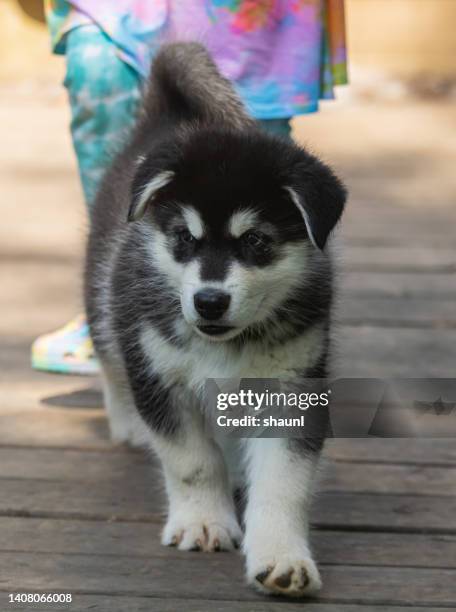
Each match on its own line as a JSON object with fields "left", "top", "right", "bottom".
{"left": 142, "top": 42, "right": 254, "bottom": 129}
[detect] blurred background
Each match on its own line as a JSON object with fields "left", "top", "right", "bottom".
{"left": 1, "top": 0, "right": 455, "bottom": 441}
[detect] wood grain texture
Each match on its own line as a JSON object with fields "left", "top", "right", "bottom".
{"left": 1, "top": 551, "right": 456, "bottom": 606}
{"left": 337, "top": 326, "right": 456, "bottom": 377}
{"left": 0, "top": 517, "right": 454, "bottom": 569}
{"left": 1, "top": 448, "right": 455, "bottom": 497}
{"left": 5, "top": 596, "right": 450, "bottom": 612}
{"left": 343, "top": 246, "right": 456, "bottom": 273}
{"left": 343, "top": 272, "right": 456, "bottom": 298}
{"left": 339, "top": 296, "right": 456, "bottom": 328}
{"left": 325, "top": 439, "right": 456, "bottom": 465}
{"left": 1, "top": 478, "right": 455, "bottom": 533}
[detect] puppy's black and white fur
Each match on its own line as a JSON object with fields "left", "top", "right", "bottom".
{"left": 85, "top": 42, "right": 346, "bottom": 598}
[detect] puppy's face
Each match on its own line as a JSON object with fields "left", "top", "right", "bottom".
{"left": 148, "top": 203, "right": 311, "bottom": 341}
{"left": 129, "top": 128, "right": 346, "bottom": 341}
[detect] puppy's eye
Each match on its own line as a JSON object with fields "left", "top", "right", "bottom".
{"left": 241, "top": 231, "right": 267, "bottom": 250}
{"left": 176, "top": 229, "right": 195, "bottom": 244}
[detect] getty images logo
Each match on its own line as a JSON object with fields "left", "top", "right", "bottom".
{"left": 216, "top": 388, "right": 331, "bottom": 412}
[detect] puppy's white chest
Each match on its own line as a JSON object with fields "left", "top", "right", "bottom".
{"left": 141, "top": 324, "right": 324, "bottom": 392}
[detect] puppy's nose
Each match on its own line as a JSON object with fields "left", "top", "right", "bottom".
{"left": 194, "top": 289, "right": 231, "bottom": 321}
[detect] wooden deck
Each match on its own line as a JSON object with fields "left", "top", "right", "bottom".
{"left": 1, "top": 439, "right": 456, "bottom": 611}
{"left": 1, "top": 94, "right": 456, "bottom": 610}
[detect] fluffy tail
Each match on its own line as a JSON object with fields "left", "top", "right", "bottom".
{"left": 142, "top": 42, "right": 254, "bottom": 129}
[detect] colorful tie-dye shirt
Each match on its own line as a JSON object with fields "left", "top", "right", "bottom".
{"left": 45, "top": 0, "right": 347, "bottom": 118}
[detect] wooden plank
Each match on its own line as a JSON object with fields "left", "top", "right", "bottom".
{"left": 1, "top": 551, "right": 456, "bottom": 606}
{"left": 4, "top": 595, "right": 450, "bottom": 612}
{"left": 1, "top": 448, "right": 455, "bottom": 497}
{"left": 325, "top": 439, "right": 456, "bottom": 466}
{"left": 1, "top": 431, "right": 454, "bottom": 469}
{"left": 0, "top": 447, "right": 151, "bottom": 482}
{"left": 342, "top": 207, "right": 456, "bottom": 248}
{"left": 322, "top": 462, "right": 456, "bottom": 496}
{"left": 316, "top": 492, "right": 456, "bottom": 534}
{"left": 313, "top": 530, "right": 456, "bottom": 569}
{"left": 340, "top": 203, "right": 456, "bottom": 250}
{"left": 0, "top": 477, "right": 163, "bottom": 523}
{"left": 1, "top": 400, "right": 455, "bottom": 450}
{"left": 0, "top": 517, "right": 454, "bottom": 569}
{"left": 343, "top": 272, "right": 456, "bottom": 298}
{"left": 0, "top": 407, "right": 112, "bottom": 450}
{"left": 343, "top": 247, "right": 456, "bottom": 273}
{"left": 337, "top": 327, "right": 456, "bottom": 377}
{"left": 1, "top": 478, "right": 455, "bottom": 533}
{"left": 339, "top": 296, "right": 456, "bottom": 329}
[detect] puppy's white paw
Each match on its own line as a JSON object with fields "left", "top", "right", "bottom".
{"left": 108, "top": 414, "right": 146, "bottom": 448}
{"left": 247, "top": 547, "right": 321, "bottom": 598}
{"left": 162, "top": 510, "right": 242, "bottom": 552}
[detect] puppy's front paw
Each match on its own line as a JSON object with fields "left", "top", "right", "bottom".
{"left": 162, "top": 511, "right": 242, "bottom": 552}
{"left": 247, "top": 551, "right": 321, "bottom": 598}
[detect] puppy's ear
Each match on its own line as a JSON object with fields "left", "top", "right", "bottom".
{"left": 128, "top": 156, "right": 175, "bottom": 222}
{"left": 285, "top": 157, "right": 347, "bottom": 250}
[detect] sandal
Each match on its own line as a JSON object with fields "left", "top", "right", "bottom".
{"left": 31, "top": 314, "right": 99, "bottom": 376}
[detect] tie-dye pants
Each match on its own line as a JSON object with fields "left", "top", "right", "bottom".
{"left": 64, "top": 25, "right": 291, "bottom": 212}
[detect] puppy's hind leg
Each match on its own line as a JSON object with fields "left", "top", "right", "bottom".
{"left": 100, "top": 360, "right": 145, "bottom": 447}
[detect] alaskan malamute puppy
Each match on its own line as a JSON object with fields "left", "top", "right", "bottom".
{"left": 85, "top": 42, "right": 346, "bottom": 598}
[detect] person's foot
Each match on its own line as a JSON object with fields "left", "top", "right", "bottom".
{"left": 31, "top": 314, "right": 99, "bottom": 375}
